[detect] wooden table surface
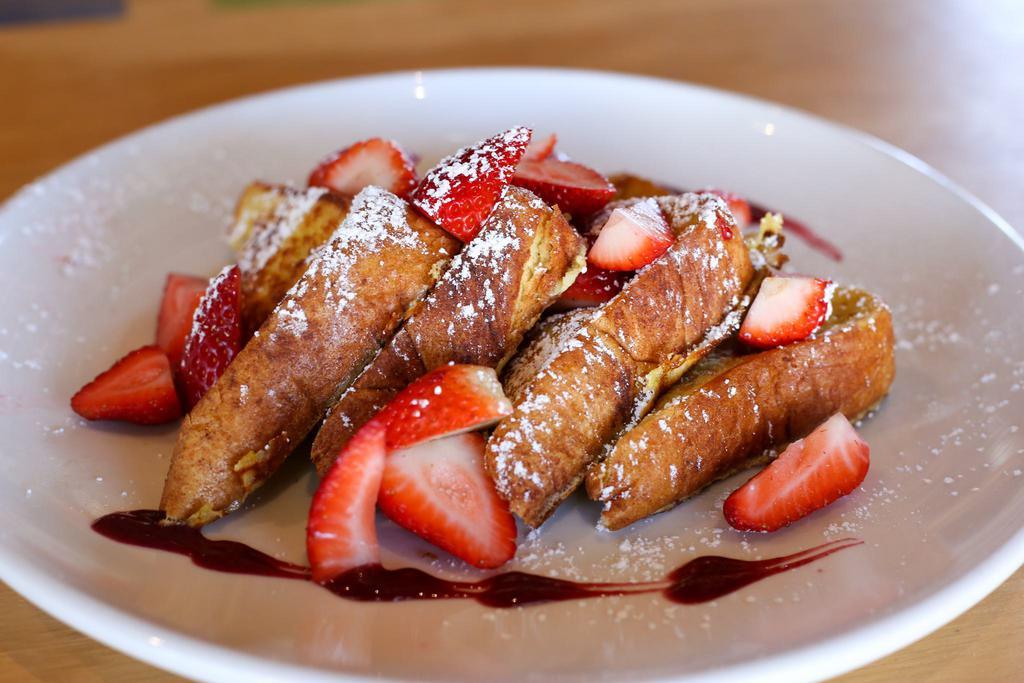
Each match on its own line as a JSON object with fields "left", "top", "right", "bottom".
{"left": 2, "top": 0, "right": 1022, "bottom": 680}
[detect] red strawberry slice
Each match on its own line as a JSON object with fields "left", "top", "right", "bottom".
{"left": 179, "top": 265, "right": 242, "bottom": 409}
{"left": 738, "top": 276, "right": 834, "bottom": 349}
{"left": 308, "top": 138, "right": 418, "bottom": 197}
{"left": 553, "top": 265, "right": 631, "bottom": 310}
{"left": 512, "top": 157, "right": 615, "bottom": 217}
{"left": 378, "top": 432, "right": 517, "bottom": 568}
{"left": 724, "top": 413, "right": 870, "bottom": 532}
{"left": 380, "top": 364, "right": 512, "bottom": 451}
{"left": 410, "top": 127, "right": 532, "bottom": 242}
{"left": 703, "top": 188, "right": 752, "bottom": 227}
{"left": 587, "top": 198, "right": 673, "bottom": 271}
{"left": 523, "top": 133, "right": 557, "bottom": 161}
{"left": 156, "top": 273, "right": 207, "bottom": 370}
{"left": 307, "top": 419, "right": 387, "bottom": 581}
{"left": 71, "top": 345, "right": 182, "bottom": 425}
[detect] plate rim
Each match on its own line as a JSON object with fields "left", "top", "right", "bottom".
{"left": 1, "top": 66, "right": 1022, "bottom": 683}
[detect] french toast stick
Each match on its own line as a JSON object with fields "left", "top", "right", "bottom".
{"left": 586, "top": 287, "right": 895, "bottom": 530}
{"left": 227, "top": 181, "right": 290, "bottom": 251}
{"left": 501, "top": 308, "right": 590, "bottom": 404}
{"left": 310, "top": 187, "right": 586, "bottom": 474}
{"left": 485, "top": 193, "right": 754, "bottom": 527}
{"left": 231, "top": 183, "right": 353, "bottom": 335}
{"left": 608, "top": 174, "right": 677, "bottom": 201}
{"left": 161, "top": 187, "right": 460, "bottom": 526}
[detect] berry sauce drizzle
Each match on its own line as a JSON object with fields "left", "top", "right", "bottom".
{"left": 93, "top": 510, "right": 861, "bottom": 608}
{"left": 748, "top": 202, "right": 843, "bottom": 262}
{"left": 92, "top": 509, "right": 309, "bottom": 580}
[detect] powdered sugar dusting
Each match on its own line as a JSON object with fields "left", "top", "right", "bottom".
{"left": 181, "top": 265, "right": 233, "bottom": 354}
{"left": 237, "top": 186, "right": 327, "bottom": 275}
{"left": 663, "top": 295, "right": 749, "bottom": 372}
{"left": 656, "top": 192, "right": 727, "bottom": 236}
{"left": 270, "top": 186, "right": 435, "bottom": 338}
{"left": 413, "top": 127, "right": 531, "bottom": 218}
{"left": 419, "top": 186, "right": 524, "bottom": 322}
{"left": 503, "top": 309, "right": 590, "bottom": 402}
{"left": 820, "top": 280, "right": 838, "bottom": 323}
{"left": 276, "top": 298, "right": 308, "bottom": 336}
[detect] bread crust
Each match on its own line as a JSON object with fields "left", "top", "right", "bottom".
{"left": 310, "top": 187, "right": 586, "bottom": 474}
{"left": 485, "top": 193, "right": 754, "bottom": 527}
{"left": 501, "top": 309, "right": 591, "bottom": 404}
{"left": 160, "top": 187, "right": 459, "bottom": 526}
{"left": 608, "top": 173, "right": 678, "bottom": 201}
{"left": 227, "top": 181, "right": 287, "bottom": 251}
{"left": 232, "top": 183, "right": 352, "bottom": 335}
{"left": 586, "top": 287, "right": 896, "bottom": 530}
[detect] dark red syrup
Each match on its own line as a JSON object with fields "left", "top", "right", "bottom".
{"left": 715, "top": 215, "right": 734, "bottom": 241}
{"left": 92, "top": 509, "right": 309, "bottom": 580}
{"left": 748, "top": 202, "right": 843, "bottom": 262}
{"left": 93, "top": 510, "right": 861, "bottom": 608}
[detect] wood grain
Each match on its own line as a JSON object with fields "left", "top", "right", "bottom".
{"left": 1, "top": 0, "right": 1022, "bottom": 681}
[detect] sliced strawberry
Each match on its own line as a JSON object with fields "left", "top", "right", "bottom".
{"left": 156, "top": 273, "right": 207, "bottom": 370}
{"left": 410, "top": 127, "right": 532, "bottom": 242}
{"left": 523, "top": 133, "right": 557, "bottom": 161}
{"left": 703, "top": 188, "right": 752, "bottom": 227}
{"left": 553, "top": 265, "right": 631, "bottom": 310}
{"left": 587, "top": 198, "right": 673, "bottom": 271}
{"left": 739, "top": 276, "right": 834, "bottom": 349}
{"left": 379, "top": 364, "right": 512, "bottom": 451}
{"left": 308, "top": 138, "right": 418, "bottom": 197}
{"left": 724, "top": 413, "right": 870, "bottom": 532}
{"left": 307, "top": 419, "right": 387, "bottom": 581}
{"left": 379, "top": 432, "right": 517, "bottom": 568}
{"left": 71, "top": 345, "right": 182, "bottom": 425}
{"left": 512, "top": 157, "right": 615, "bottom": 217}
{"left": 179, "top": 265, "right": 242, "bottom": 409}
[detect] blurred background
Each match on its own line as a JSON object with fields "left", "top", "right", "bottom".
{"left": 1, "top": 1, "right": 1022, "bottom": 681}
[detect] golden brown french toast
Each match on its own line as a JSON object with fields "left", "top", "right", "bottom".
{"left": 501, "top": 308, "right": 591, "bottom": 404}
{"left": 160, "top": 186, "right": 460, "bottom": 526}
{"left": 309, "top": 186, "right": 586, "bottom": 474}
{"left": 231, "top": 183, "right": 352, "bottom": 335}
{"left": 586, "top": 287, "right": 895, "bottom": 530}
{"left": 608, "top": 173, "right": 677, "bottom": 201}
{"left": 484, "top": 193, "right": 754, "bottom": 527}
{"left": 227, "top": 181, "right": 288, "bottom": 251}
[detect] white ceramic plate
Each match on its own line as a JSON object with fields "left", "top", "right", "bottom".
{"left": 1, "top": 68, "right": 1023, "bottom": 683}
